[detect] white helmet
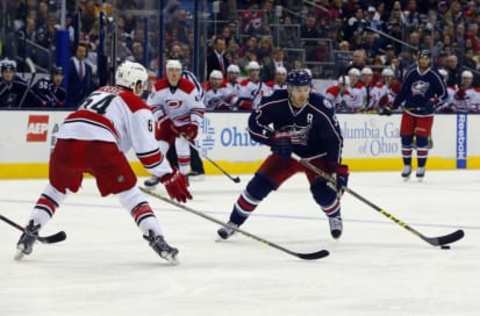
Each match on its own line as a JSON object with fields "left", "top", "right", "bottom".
{"left": 438, "top": 69, "right": 448, "bottom": 80}
{"left": 361, "top": 67, "right": 373, "bottom": 75}
{"left": 166, "top": 59, "right": 182, "bottom": 70}
{"left": 227, "top": 64, "right": 240, "bottom": 73}
{"left": 115, "top": 60, "right": 148, "bottom": 94}
{"left": 381, "top": 68, "right": 394, "bottom": 77}
{"left": 276, "top": 66, "right": 287, "bottom": 74}
{"left": 246, "top": 61, "right": 260, "bottom": 71}
{"left": 337, "top": 76, "right": 350, "bottom": 86}
{"left": 210, "top": 70, "right": 224, "bottom": 80}
{"left": 462, "top": 70, "right": 473, "bottom": 79}
{"left": 348, "top": 68, "right": 360, "bottom": 77}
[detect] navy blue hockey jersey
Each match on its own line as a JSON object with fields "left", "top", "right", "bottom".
{"left": 33, "top": 78, "right": 67, "bottom": 107}
{"left": 393, "top": 66, "right": 447, "bottom": 116}
{"left": 248, "top": 90, "right": 343, "bottom": 163}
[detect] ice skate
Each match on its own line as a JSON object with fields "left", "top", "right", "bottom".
{"left": 144, "top": 175, "right": 161, "bottom": 189}
{"left": 144, "top": 230, "right": 179, "bottom": 264}
{"left": 416, "top": 167, "right": 425, "bottom": 181}
{"left": 15, "top": 220, "right": 40, "bottom": 261}
{"left": 328, "top": 212, "right": 343, "bottom": 239}
{"left": 401, "top": 165, "right": 412, "bottom": 180}
{"left": 217, "top": 222, "right": 238, "bottom": 240}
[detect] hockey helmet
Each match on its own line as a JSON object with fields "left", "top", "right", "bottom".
{"left": 286, "top": 69, "right": 312, "bottom": 87}
{"left": 361, "top": 67, "right": 373, "bottom": 75}
{"left": 418, "top": 50, "right": 431, "bottom": 59}
{"left": 51, "top": 66, "right": 64, "bottom": 76}
{"left": 227, "top": 64, "right": 240, "bottom": 74}
{"left": 209, "top": 70, "right": 224, "bottom": 80}
{"left": 246, "top": 61, "right": 260, "bottom": 71}
{"left": 115, "top": 60, "right": 148, "bottom": 94}
{"left": 1, "top": 59, "right": 17, "bottom": 72}
{"left": 461, "top": 70, "right": 473, "bottom": 79}
{"left": 166, "top": 59, "right": 182, "bottom": 70}
{"left": 381, "top": 68, "right": 394, "bottom": 77}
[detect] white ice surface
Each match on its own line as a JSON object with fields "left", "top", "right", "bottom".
{"left": 0, "top": 171, "right": 479, "bottom": 316}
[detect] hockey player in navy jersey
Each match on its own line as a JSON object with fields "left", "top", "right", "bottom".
{"left": 217, "top": 69, "right": 349, "bottom": 240}
{"left": 32, "top": 66, "right": 67, "bottom": 107}
{"left": 393, "top": 50, "right": 448, "bottom": 180}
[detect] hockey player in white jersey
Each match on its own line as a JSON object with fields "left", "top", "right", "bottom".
{"left": 436, "top": 69, "right": 456, "bottom": 113}
{"left": 453, "top": 70, "right": 480, "bottom": 113}
{"left": 238, "top": 61, "right": 271, "bottom": 110}
{"left": 145, "top": 60, "right": 205, "bottom": 187}
{"left": 224, "top": 64, "right": 241, "bottom": 109}
{"left": 203, "top": 70, "right": 229, "bottom": 110}
{"left": 15, "top": 61, "right": 191, "bottom": 263}
{"left": 372, "top": 68, "right": 401, "bottom": 114}
{"left": 344, "top": 68, "right": 366, "bottom": 112}
{"left": 265, "top": 66, "right": 287, "bottom": 92}
{"left": 324, "top": 75, "right": 350, "bottom": 112}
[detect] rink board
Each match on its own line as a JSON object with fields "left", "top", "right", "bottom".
{"left": 0, "top": 111, "right": 478, "bottom": 179}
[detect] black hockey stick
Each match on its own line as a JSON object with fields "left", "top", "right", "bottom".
{"left": 186, "top": 139, "right": 241, "bottom": 183}
{"left": 140, "top": 187, "right": 329, "bottom": 260}
{"left": 0, "top": 214, "right": 67, "bottom": 244}
{"left": 293, "top": 154, "right": 465, "bottom": 247}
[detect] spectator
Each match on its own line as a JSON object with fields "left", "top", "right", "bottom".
{"left": 346, "top": 49, "right": 367, "bottom": 74}
{"left": 66, "top": 43, "right": 94, "bottom": 108}
{"left": 207, "top": 36, "right": 229, "bottom": 77}
{"left": 262, "top": 47, "right": 287, "bottom": 82}
{"left": 445, "top": 54, "right": 461, "bottom": 86}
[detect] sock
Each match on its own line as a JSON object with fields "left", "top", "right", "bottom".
{"left": 401, "top": 135, "right": 413, "bottom": 166}
{"left": 30, "top": 183, "right": 66, "bottom": 227}
{"left": 416, "top": 136, "right": 429, "bottom": 168}
{"left": 177, "top": 155, "right": 191, "bottom": 175}
{"left": 117, "top": 186, "right": 163, "bottom": 236}
{"left": 310, "top": 179, "right": 341, "bottom": 217}
{"left": 229, "top": 173, "right": 275, "bottom": 226}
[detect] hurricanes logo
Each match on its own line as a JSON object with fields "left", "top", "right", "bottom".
{"left": 166, "top": 99, "right": 183, "bottom": 109}
{"left": 411, "top": 81, "right": 430, "bottom": 96}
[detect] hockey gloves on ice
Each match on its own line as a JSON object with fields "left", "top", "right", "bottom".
{"left": 178, "top": 123, "right": 198, "bottom": 141}
{"left": 160, "top": 169, "right": 192, "bottom": 203}
{"left": 271, "top": 131, "right": 293, "bottom": 159}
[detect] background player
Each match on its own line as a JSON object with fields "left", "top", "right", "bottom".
{"left": 145, "top": 60, "right": 205, "bottom": 187}
{"left": 393, "top": 50, "right": 447, "bottom": 180}
{"left": 217, "top": 69, "right": 349, "bottom": 240}
{"left": 15, "top": 61, "right": 191, "bottom": 263}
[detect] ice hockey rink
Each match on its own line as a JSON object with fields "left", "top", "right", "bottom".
{"left": 0, "top": 171, "right": 479, "bottom": 316}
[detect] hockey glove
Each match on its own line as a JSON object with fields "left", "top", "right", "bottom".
{"left": 178, "top": 123, "right": 198, "bottom": 141}
{"left": 335, "top": 164, "right": 349, "bottom": 197}
{"left": 379, "top": 106, "right": 393, "bottom": 116}
{"left": 271, "top": 131, "right": 293, "bottom": 159}
{"left": 160, "top": 169, "right": 192, "bottom": 203}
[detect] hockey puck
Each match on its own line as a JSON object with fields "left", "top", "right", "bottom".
{"left": 440, "top": 245, "right": 450, "bottom": 250}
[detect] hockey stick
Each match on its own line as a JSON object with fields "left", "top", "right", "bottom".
{"left": 18, "top": 58, "right": 37, "bottom": 108}
{"left": 0, "top": 214, "right": 67, "bottom": 244}
{"left": 292, "top": 154, "right": 465, "bottom": 247}
{"left": 185, "top": 139, "right": 241, "bottom": 183}
{"left": 140, "top": 187, "right": 329, "bottom": 260}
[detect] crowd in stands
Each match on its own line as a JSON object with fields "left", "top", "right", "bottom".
{"left": 1, "top": 0, "right": 480, "bottom": 113}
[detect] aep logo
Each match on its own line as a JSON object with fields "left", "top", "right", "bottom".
{"left": 26, "top": 115, "right": 49, "bottom": 142}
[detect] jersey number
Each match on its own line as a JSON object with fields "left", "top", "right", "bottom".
{"left": 81, "top": 93, "right": 116, "bottom": 114}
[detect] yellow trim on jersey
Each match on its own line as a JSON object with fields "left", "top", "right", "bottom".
{"left": 0, "top": 156, "right": 479, "bottom": 179}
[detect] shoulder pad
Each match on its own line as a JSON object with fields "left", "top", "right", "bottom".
{"left": 177, "top": 78, "right": 195, "bottom": 93}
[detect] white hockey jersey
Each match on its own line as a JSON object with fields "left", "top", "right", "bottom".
{"left": 238, "top": 79, "right": 272, "bottom": 109}
{"left": 57, "top": 86, "right": 171, "bottom": 176}
{"left": 223, "top": 81, "right": 241, "bottom": 107}
{"left": 453, "top": 87, "right": 480, "bottom": 112}
{"left": 147, "top": 78, "right": 205, "bottom": 127}
{"left": 324, "top": 84, "right": 350, "bottom": 112}
{"left": 202, "top": 81, "right": 229, "bottom": 110}
{"left": 345, "top": 82, "right": 367, "bottom": 111}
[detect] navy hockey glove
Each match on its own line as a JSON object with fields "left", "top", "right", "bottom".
{"left": 271, "top": 131, "right": 293, "bottom": 159}
{"left": 335, "top": 164, "right": 349, "bottom": 196}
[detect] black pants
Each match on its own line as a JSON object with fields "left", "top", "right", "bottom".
{"left": 167, "top": 146, "right": 205, "bottom": 174}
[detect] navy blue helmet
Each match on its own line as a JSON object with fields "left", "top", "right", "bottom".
{"left": 287, "top": 69, "right": 312, "bottom": 87}
{"left": 418, "top": 50, "right": 431, "bottom": 59}
{"left": 1, "top": 59, "right": 17, "bottom": 72}
{"left": 51, "top": 66, "right": 64, "bottom": 75}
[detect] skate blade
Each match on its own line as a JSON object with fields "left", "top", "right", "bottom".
{"left": 402, "top": 176, "right": 411, "bottom": 182}
{"left": 14, "top": 249, "right": 25, "bottom": 261}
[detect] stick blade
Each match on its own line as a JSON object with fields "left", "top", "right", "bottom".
{"left": 295, "top": 249, "right": 330, "bottom": 260}
{"left": 38, "top": 231, "right": 67, "bottom": 244}
{"left": 427, "top": 229, "right": 464, "bottom": 246}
